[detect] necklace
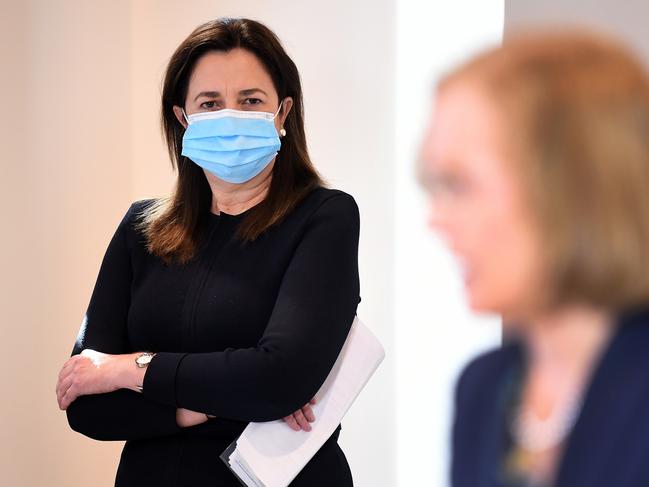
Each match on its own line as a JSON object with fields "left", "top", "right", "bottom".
{"left": 511, "top": 393, "right": 582, "bottom": 452}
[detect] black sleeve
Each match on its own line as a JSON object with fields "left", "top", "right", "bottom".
{"left": 65, "top": 202, "right": 183, "bottom": 441}
{"left": 141, "top": 193, "right": 361, "bottom": 421}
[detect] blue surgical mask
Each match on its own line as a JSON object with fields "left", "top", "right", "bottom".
{"left": 181, "top": 103, "right": 283, "bottom": 184}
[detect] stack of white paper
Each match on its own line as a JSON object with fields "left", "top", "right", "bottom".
{"left": 221, "top": 316, "right": 385, "bottom": 487}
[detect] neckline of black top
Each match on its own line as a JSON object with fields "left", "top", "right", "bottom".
{"left": 207, "top": 206, "right": 253, "bottom": 220}
{"left": 208, "top": 210, "right": 244, "bottom": 219}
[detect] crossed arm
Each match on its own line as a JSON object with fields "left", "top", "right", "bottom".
{"left": 55, "top": 349, "right": 315, "bottom": 430}
{"left": 55, "top": 194, "right": 359, "bottom": 439}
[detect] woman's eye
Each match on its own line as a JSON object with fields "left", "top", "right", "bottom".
{"left": 199, "top": 101, "right": 218, "bottom": 110}
{"left": 242, "top": 98, "right": 263, "bottom": 105}
{"left": 430, "top": 174, "right": 469, "bottom": 198}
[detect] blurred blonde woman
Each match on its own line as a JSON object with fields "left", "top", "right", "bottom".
{"left": 420, "top": 31, "right": 649, "bottom": 487}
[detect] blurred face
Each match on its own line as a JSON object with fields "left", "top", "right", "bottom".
{"left": 419, "top": 81, "right": 544, "bottom": 319}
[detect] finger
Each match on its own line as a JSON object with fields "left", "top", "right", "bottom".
{"left": 58, "top": 358, "right": 84, "bottom": 398}
{"left": 56, "top": 370, "right": 70, "bottom": 399}
{"left": 302, "top": 404, "right": 316, "bottom": 423}
{"left": 58, "top": 372, "right": 80, "bottom": 408}
{"left": 58, "top": 387, "right": 71, "bottom": 410}
{"left": 293, "top": 409, "right": 311, "bottom": 432}
{"left": 58, "top": 371, "right": 78, "bottom": 402}
{"left": 309, "top": 397, "right": 317, "bottom": 405}
{"left": 57, "top": 360, "right": 77, "bottom": 389}
{"left": 60, "top": 383, "right": 78, "bottom": 410}
{"left": 57, "top": 356, "right": 78, "bottom": 382}
{"left": 56, "top": 375, "right": 74, "bottom": 405}
{"left": 61, "top": 375, "right": 85, "bottom": 410}
{"left": 283, "top": 415, "right": 300, "bottom": 431}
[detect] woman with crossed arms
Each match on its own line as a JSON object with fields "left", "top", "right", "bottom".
{"left": 56, "top": 18, "right": 358, "bottom": 486}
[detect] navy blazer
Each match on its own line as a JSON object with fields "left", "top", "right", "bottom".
{"left": 452, "top": 308, "right": 649, "bottom": 487}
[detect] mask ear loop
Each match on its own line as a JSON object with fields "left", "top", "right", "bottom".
{"left": 181, "top": 108, "right": 189, "bottom": 125}
{"left": 272, "top": 100, "right": 284, "bottom": 120}
{"left": 274, "top": 100, "right": 287, "bottom": 137}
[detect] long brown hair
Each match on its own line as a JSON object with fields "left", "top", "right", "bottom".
{"left": 138, "top": 18, "right": 323, "bottom": 265}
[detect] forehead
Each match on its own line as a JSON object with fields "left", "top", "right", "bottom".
{"left": 187, "top": 48, "right": 276, "bottom": 95}
{"left": 421, "top": 81, "right": 506, "bottom": 169}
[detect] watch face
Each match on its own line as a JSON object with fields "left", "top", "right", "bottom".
{"left": 137, "top": 354, "right": 152, "bottom": 365}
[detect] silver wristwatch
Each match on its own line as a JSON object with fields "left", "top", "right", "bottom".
{"left": 135, "top": 352, "right": 155, "bottom": 368}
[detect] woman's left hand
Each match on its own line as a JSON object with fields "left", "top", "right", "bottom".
{"left": 282, "top": 397, "right": 317, "bottom": 432}
{"left": 56, "top": 349, "right": 134, "bottom": 410}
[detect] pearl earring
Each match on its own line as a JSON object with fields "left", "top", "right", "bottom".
{"left": 279, "top": 128, "right": 287, "bottom": 137}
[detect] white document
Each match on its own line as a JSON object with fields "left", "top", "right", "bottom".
{"left": 221, "top": 316, "right": 385, "bottom": 487}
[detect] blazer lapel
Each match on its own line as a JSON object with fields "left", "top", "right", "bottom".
{"left": 554, "top": 310, "right": 649, "bottom": 487}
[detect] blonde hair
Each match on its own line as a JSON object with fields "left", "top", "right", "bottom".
{"left": 440, "top": 30, "right": 649, "bottom": 311}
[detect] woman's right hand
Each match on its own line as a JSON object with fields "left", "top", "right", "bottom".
{"left": 176, "top": 408, "right": 215, "bottom": 428}
{"left": 282, "top": 397, "right": 317, "bottom": 432}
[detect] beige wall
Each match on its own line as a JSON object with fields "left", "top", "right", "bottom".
{"left": 3, "top": 1, "right": 395, "bottom": 486}
{"left": 2, "top": 1, "right": 133, "bottom": 485}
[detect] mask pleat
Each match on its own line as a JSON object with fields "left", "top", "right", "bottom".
{"left": 183, "top": 135, "right": 279, "bottom": 151}
{"left": 184, "top": 117, "right": 278, "bottom": 139}
{"left": 180, "top": 109, "right": 282, "bottom": 184}
{"left": 182, "top": 144, "right": 279, "bottom": 166}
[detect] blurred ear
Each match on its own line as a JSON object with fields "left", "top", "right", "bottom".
{"left": 173, "top": 105, "right": 188, "bottom": 129}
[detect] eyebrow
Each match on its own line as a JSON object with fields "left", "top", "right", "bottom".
{"left": 240, "top": 88, "right": 268, "bottom": 96}
{"left": 193, "top": 88, "right": 268, "bottom": 102}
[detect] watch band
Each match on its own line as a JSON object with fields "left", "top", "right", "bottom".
{"left": 134, "top": 352, "right": 155, "bottom": 393}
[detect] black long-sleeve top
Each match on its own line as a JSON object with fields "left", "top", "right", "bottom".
{"left": 65, "top": 187, "right": 360, "bottom": 486}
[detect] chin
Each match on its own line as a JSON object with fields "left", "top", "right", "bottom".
{"left": 466, "top": 294, "right": 497, "bottom": 314}
{"left": 467, "top": 289, "right": 511, "bottom": 317}
{"left": 466, "top": 281, "right": 491, "bottom": 311}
